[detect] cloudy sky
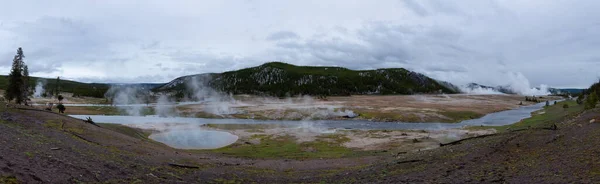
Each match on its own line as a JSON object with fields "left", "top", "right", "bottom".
{"left": 0, "top": 0, "right": 599, "bottom": 88}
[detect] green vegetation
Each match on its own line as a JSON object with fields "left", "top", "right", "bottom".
{"left": 99, "top": 123, "right": 152, "bottom": 140}
{"left": 65, "top": 106, "right": 155, "bottom": 116}
{"left": 356, "top": 110, "right": 481, "bottom": 123}
{"left": 585, "top": 91, "right": 598, "bottom": 110}
{"left": 0, "top": 75, "right": 110, "bottom": 98}
{"left": 156, "top": 62, "right": 457, "bottom": 97}
{"left": 57, "top": 103, "right": 66, "bottom": 113}
{"left": 212, "top": 134, "right": 359, "bottom": 159}
{"left": 578, "top": 79, "right": 600, "bottom": 107}
{"left": 439, "top": 111, "right": 483, "bottom": 123}
{"left": 494, "top": 100, "right": 584, "bottom": 132}
{"left": 0, "top": 175, "right": 19, "bottom": 184}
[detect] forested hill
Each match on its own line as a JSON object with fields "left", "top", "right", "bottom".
{"left": 155, "top": 62, "right": 458, "bottom": 97}
{"left": 0, "top": 75, "right": 110, "bottom": 98}
{"left": 0, "top": 76, "right": 164, "bottom": 98}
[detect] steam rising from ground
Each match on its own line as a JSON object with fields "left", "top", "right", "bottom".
{"left": 105, "top": 86, "right": 148, "bottom": 116}
{"left": 185, "top": 75, "right": 241, "bottom": 116}
{"left": 155, "top": 94, "right": 178, "bottom": 117}
{"left": 182, "top": 76, "right": 356, "bottom": 119}
{"left": 504, "top": 72, "right": 550, "bottom": 96}
{"left": 33, "top": 80, "right": 46, "bottom": 98}
{"left": 459, "top": 86, "right": 504, "bottom": 95}
{"left": 460, "top": 72, "right": 550, "bottom": 96}
{"left": 104, "top": 75, "right": 357, "bottom": 119}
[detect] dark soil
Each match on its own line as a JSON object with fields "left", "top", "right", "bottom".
{"left": 1, "top": 102, "right": 599, "bottom": 183}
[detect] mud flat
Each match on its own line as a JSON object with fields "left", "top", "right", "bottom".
{"left": 177, "top": 94, "right": 561, "bottom": 122}
{"left": 46, "top": 94, "right": 561, "bottom": 123}
{"left": 201, "top": 123, "right": 496, "bottom": 156}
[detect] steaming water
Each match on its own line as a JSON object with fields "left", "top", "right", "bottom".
{"left": 149, "top": 130, "right": 238, "bottom": 149}
{"left": 31, "top": 101, "right": 204, "bottom": 107}
{"left": 70, "top": 101, "right": 554, "bottom": 149}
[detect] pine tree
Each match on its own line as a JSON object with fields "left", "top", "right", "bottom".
{"left": 5, "top": 48, "right": 26, "bottom": 104}
{"left": 54, "top": 76, "right": 61, "bottom": 97}
{"left": 22, "top": 65, "right": 30, "bottom": 105}
{"left": 585, "top": 91, "right": 598, "bottom": 110}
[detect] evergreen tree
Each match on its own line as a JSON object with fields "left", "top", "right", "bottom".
{"left": 585, "top": 91, "right": 598, "bottom": 110}
{"left": 54, "top": 76, "right": 61, "bottom": 97}
{"left": 5, "top": 48, "right": 26, "bottom": 104}
{"left": 22, "top": 65, "right": 30, "bottom": 105}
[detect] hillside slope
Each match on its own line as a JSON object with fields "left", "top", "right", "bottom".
{"left": 0, "top": 76, "right": 164, "bottom": 98}
{"left": 156, "top": 62, "right": 458, "bottom": 97}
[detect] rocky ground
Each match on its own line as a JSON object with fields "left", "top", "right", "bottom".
{"left": 1, "top": 100, "right": 598, "bottom": 183}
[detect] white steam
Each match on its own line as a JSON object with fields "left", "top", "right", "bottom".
{"left": 504, "top": 72, "right": 550, "bottom": 96}
{"left": 460, "top": 72, "right": 550, "bottom": 96}
{"left": 308, "top": 107, "right": 357, "bottom": 119}
{"left": 33, "top": 80, "right": 45, "bottom": 98}
{"left": 185, "top": 75, "right": 241, "bottom": 116}
{"left": 294, "top": 121, "right": 336, "bottom": 134}
{"left": 155, "top": 94, "right": 178, "bottom": 117}
{"left": 102, "top": 76, "right": 358, "bottom": 120}
{"left": 459, "top": 86, "right": 504, "bottom": 95}
{"left": 106, "top": 86, "right": 147, "bottom": 116}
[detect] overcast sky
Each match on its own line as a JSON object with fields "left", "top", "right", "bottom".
{"left": 1, "top": 0, "right": 599, "bottom": 88}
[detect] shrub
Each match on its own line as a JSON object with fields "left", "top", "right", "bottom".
{"left": 585, "top": 91, "right": 598, "bottom": 110}
{"left": 563, "top": 104, "right": 569, "bottom": 109}
{"left": 56, "top": 103, "right": 66, "bottom": 113}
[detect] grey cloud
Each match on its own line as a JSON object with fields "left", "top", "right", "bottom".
{"left": 266, "top": 31, "right": 299, "bottom": 41}
{"left": 76, "top": 74, "right": 166, "bottom": 84}
{"left": 401, "top": 0, "right": 429, "bottom": 16}
{"left": 1, "top": 1, "right": 599, "bottom": 88}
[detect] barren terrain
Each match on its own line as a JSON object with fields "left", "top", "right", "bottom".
{"left": 178, "top": 94, "right": 561, "bottom": 122}
{"left": 38, "top": 93, "right": 561, "bottom": 123}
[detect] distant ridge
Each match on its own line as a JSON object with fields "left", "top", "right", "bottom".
{"left": 155, "top": 62, "right": 458, "bottom": 97}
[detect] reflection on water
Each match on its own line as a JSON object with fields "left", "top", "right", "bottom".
{"left": 149, "top": 130, "right": 238, "bottom": 149}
